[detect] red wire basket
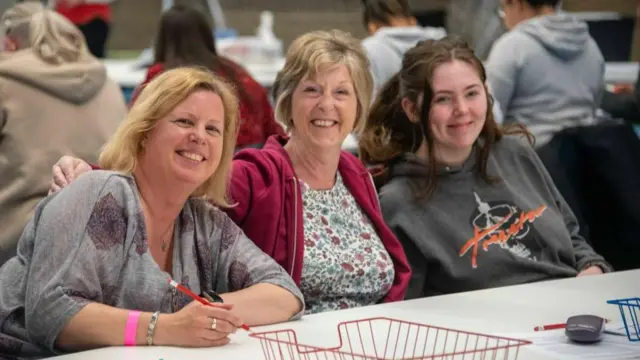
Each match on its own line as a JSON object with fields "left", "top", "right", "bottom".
{"left": 250, "top": 317, "right": 532, "bottom": 360}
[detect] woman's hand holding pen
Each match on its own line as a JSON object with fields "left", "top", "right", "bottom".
{"left": 154, "top": 301, "right": 244, "bottom": 347}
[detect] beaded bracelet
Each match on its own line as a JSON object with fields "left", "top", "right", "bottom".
{"left": 146, "top": 311, "right": 160, "bottom": 346}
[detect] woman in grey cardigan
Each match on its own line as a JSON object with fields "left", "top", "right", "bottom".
{"left": 0, "top": 67, "right": 303, "bottom": 358}
{"left": 359, "top": 37, "right": 610, "bottom": 299}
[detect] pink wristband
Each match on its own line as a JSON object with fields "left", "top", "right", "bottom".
{"left": 124, "top": 311, "right": 141, "bottom": 346}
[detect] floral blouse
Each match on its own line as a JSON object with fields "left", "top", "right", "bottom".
{"left": 299, "top": 173, "right": 395, "bottom": 314}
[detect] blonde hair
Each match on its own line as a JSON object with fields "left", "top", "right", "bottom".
{"left": 1, "top": 2, "right": 87, "bottom": 64}
{"left": 99, "top": 67, "right": 239, "bottom": 207}
{"left": 272, "top": 29, "right": 373, "bottom": 133}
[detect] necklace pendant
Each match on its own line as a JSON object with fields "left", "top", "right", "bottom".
{"left": 161, "top": 242, "right": 167, "bottom": 252}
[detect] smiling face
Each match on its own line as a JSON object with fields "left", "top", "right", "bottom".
{"left": 289, "top": 64, "right": 358, "bottom": 151}
{"left": 137, "top": 89, "right": 225, "bottom": 191}
{"left": 427, "top": 60, "right": 487, "bottom": 163}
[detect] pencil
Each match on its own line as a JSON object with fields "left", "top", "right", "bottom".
{"left": 534, "top": 323, "right": 566, "bottom": 331}
{"left": 168, "top": 279, "right": 251, "bottom": 332}
{"left": 534, "top": 318, "right": 610, "bottom": 331}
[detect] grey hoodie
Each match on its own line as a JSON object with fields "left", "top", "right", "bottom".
{"left": 486, "top": 13, "right": 605, "bottom": 147}
{"left": 379, "top": 136, "right": 611, "bottom": 299}
{"left": 362, "top": 26, "right": 446, "bottom": 96}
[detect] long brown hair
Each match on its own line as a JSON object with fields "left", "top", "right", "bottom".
{"left": 153, "top": 5, "right": 253, "bottom": 109}
{"left": 359, "top": 36, "right": 532, "bottom": 200}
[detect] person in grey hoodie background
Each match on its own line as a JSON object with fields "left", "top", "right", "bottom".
{"left": 446, "top": 0, "right": 505, "bottom": 61}
{"left": 486, "top": 0, "right": 604, "bottom": 147}
{"left": 359, "top": 0, "right": 503, "bottom": 129}
{"left": 359, "top": 37, "right": 610, "bottom": 299}
{"left": 360, "top": 0, "right": 446, "bottom": 97}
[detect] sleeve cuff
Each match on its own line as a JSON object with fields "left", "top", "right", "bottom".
{"left": 580, "top": 260, "right": 613, "bottom": 273}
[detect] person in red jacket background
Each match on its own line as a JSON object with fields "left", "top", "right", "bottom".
{"left": 50, "top": 29, "right": 412, "bottom": 314}
{"left": 52, "top": 0, "right": 112, "bottom": 58}
{"left": 130, "top": 5, "right": 284, "bottom": 150}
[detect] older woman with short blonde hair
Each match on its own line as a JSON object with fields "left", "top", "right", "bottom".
{"left": 51, "top": 30, "right": 411, "bottom": 315}
{"left": 226, "top": 30, "right": 411, "bottom": 314}
{"left": 0, "top": 67, "right": 302, "bottom": 358}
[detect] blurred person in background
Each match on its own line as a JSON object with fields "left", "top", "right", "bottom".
{"left": 446, "top": 0, "right": 505, "bottom": 60}
{"left": 600, "top": 2, "right": 640, "bottom": 124}
{"left": 50, "top": 0, "right": 114, "bottom": 58}
{"left": 485, "top": 0, "right": 602, "bottom": 147}
{"left": 361, "top": 0, "right": 503, "bottom": 129}
{"left": 361, "top": 0, "right": 446, "bottom": 97}
{"left": 130, "top": 5, "right": 284, "bottom": 150}
{"left": 0, "top": 2, "right": 126, "bottom": 266}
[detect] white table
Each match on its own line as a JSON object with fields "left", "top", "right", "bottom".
{"left": 604, "top": 62, "right": 639, "bottom": 85}
{"left": 48, "top": 269, "right": 640, "bottom": 360}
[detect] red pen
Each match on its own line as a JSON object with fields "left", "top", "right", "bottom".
{"left": 168, "top": 279, "right": 251, "bottom": 332}
{"left": 534, "top": 323, "right": 567, "bottom": 331}
{"left": 534, "top": 318, "right": 610, "bottom": 331}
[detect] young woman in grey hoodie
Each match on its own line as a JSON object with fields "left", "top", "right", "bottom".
{"left": 358, "top": 36, "right": 611, "bottom": 299}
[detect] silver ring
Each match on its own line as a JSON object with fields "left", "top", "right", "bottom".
{"left": 210, "top": 318, "right": 217, "bottom": 330}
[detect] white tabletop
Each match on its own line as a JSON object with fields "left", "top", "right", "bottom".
{"left": 48, "top": 269, "right": 640, "bottom": 360}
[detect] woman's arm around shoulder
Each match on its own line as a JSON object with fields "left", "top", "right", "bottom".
{"left": 208, "top": 207, "right": 304, "bottom": 325}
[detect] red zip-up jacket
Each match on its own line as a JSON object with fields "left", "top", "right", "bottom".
{"left": 130, "top": 62, "right": 285, "bottom": 149}
{"left": 226, "top": 135, "right": 411, "bottom": 302}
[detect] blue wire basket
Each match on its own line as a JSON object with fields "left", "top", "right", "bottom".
{"left": 607, "top": 297, "right": 640, "bottom": 342}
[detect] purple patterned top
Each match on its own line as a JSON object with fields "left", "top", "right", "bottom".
{"left": 299, "top": 173, "right": 395, "bottom": 314}
{"left": 0, "top": 171, "right": 303, "bottom": 358}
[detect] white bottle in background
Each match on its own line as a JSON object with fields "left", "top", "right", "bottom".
{"left": 255, "top": 11, "right": 283, "bottom": 64}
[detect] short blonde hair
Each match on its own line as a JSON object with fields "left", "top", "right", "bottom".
{"left": 99, "top": 67, "right": 239, "bottom": 207}
{"left": 1, "top": 2, "right": 87, "bottom": 64}
{"left": 272, "top": 29, "right": 373, "bottom": 133}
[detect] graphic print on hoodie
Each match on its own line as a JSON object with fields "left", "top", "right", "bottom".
{"left": 379, "top": 136, "right": 611, "bottom": 298}
{"left": 485, "top": 13, "right": 605, "bottom": 147}
{"left": 461, "top": 192, "right": 549, "bottom": 269}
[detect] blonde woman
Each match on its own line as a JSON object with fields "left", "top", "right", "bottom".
{"left": 0, "top": 2, "right": 126, "bottom": 266}
{"left": 0, "top": 67, "right": 302, "bottom": 358}
{"left": 50, "top": 30, "right": 411, "bottom": 315}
